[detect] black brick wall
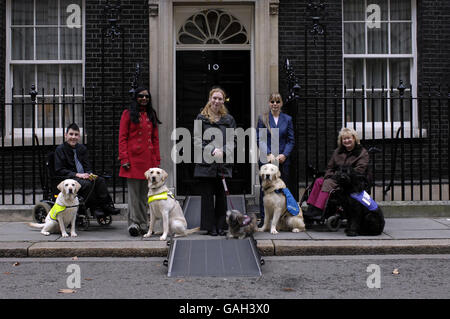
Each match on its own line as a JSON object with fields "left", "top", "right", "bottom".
{"left": 279, "top": 0, "right": 344, "bottom": 181}
{"left": 417, "top": 0, "right": 450, "bottom": 89}
{"left": 0, "top": 0, "right": 5, "bottom": 123}
{"left": 84, "top": 0, "right": 150, "bottom": 174}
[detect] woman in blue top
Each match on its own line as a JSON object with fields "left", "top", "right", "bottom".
{"left": 256, "top": 93, "right": 295, "bottom": 226}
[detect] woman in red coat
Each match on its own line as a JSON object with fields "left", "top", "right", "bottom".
{"left": 118, "top": 87, "right": 161, "bottom": 236}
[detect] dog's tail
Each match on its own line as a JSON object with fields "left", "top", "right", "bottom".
{"left": 185, "top": 227, "right": 201, "bottom": 235}
{"left": 28, "top": 222, "right": 45, "bottom": 229}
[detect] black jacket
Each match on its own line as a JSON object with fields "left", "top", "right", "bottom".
{"left": 193, "top": 113, "right": 236, "bottom": 178}
{"left": 54, "top": 142, "right": 93, "bottom": 178}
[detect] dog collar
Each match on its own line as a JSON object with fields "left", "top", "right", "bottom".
{"left": 147, "top": 191, "right": 174, "bottom": 204}
{"left": 49, "top": 203, "right": 66, "bottom": 220}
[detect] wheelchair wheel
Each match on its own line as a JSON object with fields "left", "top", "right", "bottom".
{"left": 32, "top": 202, "right": 51, "bottom": 223}
{"left": 96, "top": 215, "right": 112, "bottom": 226}
{"left": 326, "top": 215, "right": 342, "bottom": 232}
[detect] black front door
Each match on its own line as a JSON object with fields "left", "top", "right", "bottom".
{"left": 176, "top": 50, "right": 251, "bottom": 195}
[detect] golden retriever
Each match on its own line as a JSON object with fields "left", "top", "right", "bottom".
{"left": 28, "top": 179, "right": 81, "bottom": 237}
{"left": 143, "top": 168, "right": 200, "bottom": 241}
{"left": 259, "top": 163, "right": 305, "bottom": 234}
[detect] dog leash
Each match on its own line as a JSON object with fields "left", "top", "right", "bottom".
{"left": 219, "top": 164, "right": 235, "bottom": 210}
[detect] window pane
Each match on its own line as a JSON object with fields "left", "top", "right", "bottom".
{"left": 37, "top": 65, "right": 59, "bottom": 94}
{"left": 366, "top": 91, "right": 386, "bottom": 122}
{"left": 36, "top": 0, "right": 58, "bottom": 25}
{"left": 344, "top": 23, "right": 365, "bottom": 54}
{"left": 344, "top": 91, "right": 363, "bottom": 123}
{"left": 367, "top": 0, "right": 388, "bottom": 21}
{"left": 62, "top": 97, "right": 83, "bottom": 128}
{"left": 11, "top": 27, "right": 34, "bottom": 60}
{"left": 37, "top": 100, "right": 60, "bottom": 128}
{"left": 391, "top": 0, "right": 411, "bottom": 20}
{"left": 12, "top": 0, "right": 33, "bottom": 25}
{"left": 61, "top": 65, "right": 83, "bottom": 95}
{"left": 344, "top": 59, "right": 364, "bottom": 88}
{"left": 390, "top": 59, "right": 410, "bottom": 88}
{"left": 60, "top": 27, "right": 82, "bottom": 59}
{"left": 368, "top": 22, "right": 388, "bottom": 54}
{"left": 391, "top": 23, "right": 411, "bottom": 54}
{"left": 60, "top": 0, "right": 82, "bottom": 27}
{"left": 13, "top": 97, "right": 33, "bottom": 128}
{"left": 343, "top": 0, "right": 365, "bottom": 21}
{"left": 367, "top": 59, "right": 387, "bottom": 88}
{"left": 13, "top": 65, "right": 34, "bottom": 93}
{"left": 36, "top": 27, "right": 59, "bottom": 59}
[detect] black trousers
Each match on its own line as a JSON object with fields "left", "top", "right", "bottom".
{"left": 198, "top": 177, "right": 227, "bottom": 232}
{"left": 74, "top": 176, "right": 112, "bottom": 208}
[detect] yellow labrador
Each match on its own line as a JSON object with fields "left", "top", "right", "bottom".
{"left": 28, "top": 179, "right": 81, "bottom": 237}
{"left": 259, "top": 163, "right": 305, "bottom": 234}
{"left": 143, "top": 168, "right": 200, "bottom": 241}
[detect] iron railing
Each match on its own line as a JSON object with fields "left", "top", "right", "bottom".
{"left": 1, "top": 84, "right": 449, "bottom": 204}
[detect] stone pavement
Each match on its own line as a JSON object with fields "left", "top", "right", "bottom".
{"left": 1, "top": 218, "right": 450, "bottom": 257}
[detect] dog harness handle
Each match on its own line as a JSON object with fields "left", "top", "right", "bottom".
{"left": 219, "top": 164, "right": 235, "bottom": 210}
{"left": 147, "top": 191, "right": 174, "bottom": 204}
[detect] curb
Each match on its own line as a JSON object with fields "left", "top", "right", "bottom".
{"left": 1, "top": 202, "right": 450, "bottom": 222}
{"left": 2, "top": 239, "right": 450, "bottom": 258}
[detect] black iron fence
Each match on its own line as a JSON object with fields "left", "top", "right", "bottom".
{"left": 1, "top": 84, "right": 449, "bottom": 204}
{"left": 285, "top": 83, "right": 450, "bottom": 202}
{"left": 1, "top": 86, "right": 128, "bottom": 205}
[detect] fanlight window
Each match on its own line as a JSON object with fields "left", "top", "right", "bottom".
{"left": 178, "top": 9, "right": 249, "bottom": 45}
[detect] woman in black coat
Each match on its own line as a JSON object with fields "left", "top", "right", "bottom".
{"left": 193, "top": 87, "right": 237, "bottom": 236}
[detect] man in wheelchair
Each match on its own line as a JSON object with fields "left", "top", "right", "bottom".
{"left": 54, "top": 123, "right": 120, "bottom": 218}
{"left": 303, "top": 128, "right": 369, "bottom": 228}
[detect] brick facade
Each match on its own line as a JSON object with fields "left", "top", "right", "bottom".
{"left": 84, "top": 0, "right": 150, "bottom": 171}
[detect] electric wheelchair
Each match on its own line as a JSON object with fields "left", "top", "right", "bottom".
{"left": 32, "top": 150, "right": 116, "bottom": 230}
{"left": 299, "top": 147, "right": 380, "bottom": 232}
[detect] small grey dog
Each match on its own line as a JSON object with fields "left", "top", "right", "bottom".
{"left": 226, "top": 210, "right": 258, "bottom": 239}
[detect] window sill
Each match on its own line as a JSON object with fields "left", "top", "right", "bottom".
{"left": 1, "top": 128, "right": 85, "bottom": 147}
{"left": 347, "top": 123, "right": 428, "bottom": 140}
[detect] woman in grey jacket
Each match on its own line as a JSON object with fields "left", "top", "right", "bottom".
{"left": 193, "top": 87, "right": 236, "bottom": 236}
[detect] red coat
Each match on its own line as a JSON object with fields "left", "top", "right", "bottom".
{"left": 118, "top": 109, "right": 161, "bottom": 180}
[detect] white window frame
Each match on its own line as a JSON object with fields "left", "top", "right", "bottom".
{"left": 341, "top": 0, "right": 422, "bottom": 139}
{"left": 4, "top": 0, "right": 85, "bottom": 146}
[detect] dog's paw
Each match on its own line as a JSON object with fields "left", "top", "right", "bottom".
{"left": 143, "top": 232, "right": 152, "bottom": 238}
{"left": 292, "top": 228, "right": 300, "bottom": 233}
{"left": 257, "top": 227, "right": 265, "bottom": 232}
{"left": 270, "top": 228, "right": 278, "bottom": 235}
{"left": 41, "top": 231, "right": 50, "bottom": 236}
{"left": 71, "top": 232, "right": 78, "bottom": 237}
{"left": 159, "top": 235, "right": 167, "bottom": 241}
{"left": 62, "top": 233, "right": 69, "bottom": 238}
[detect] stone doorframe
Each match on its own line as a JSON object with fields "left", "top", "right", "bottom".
{"left": 147, "top": 0, "right": 279, "bottom": 197}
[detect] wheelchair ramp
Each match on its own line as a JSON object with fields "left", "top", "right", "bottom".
{"left": 182, "top": 195, "right": 247, "bottom": 229}
{"left": 166, "top": 237, "right": 262, "bottom": 277}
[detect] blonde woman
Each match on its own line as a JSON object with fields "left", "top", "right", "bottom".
{"left": 304, "top": 127, "right": 369, "bottom": 224}
{"left": 256, "top": 93, "right": 295, "bottom": 227}
{"left": 193, "top": 87, "right": 237, "bottom": 236}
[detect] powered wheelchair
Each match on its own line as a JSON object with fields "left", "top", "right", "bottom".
{"left": 299, "top": 147, "right": 379, "bottom": 232}
{"left": 32, "top": 150, "right": 116, "bottom": 230}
